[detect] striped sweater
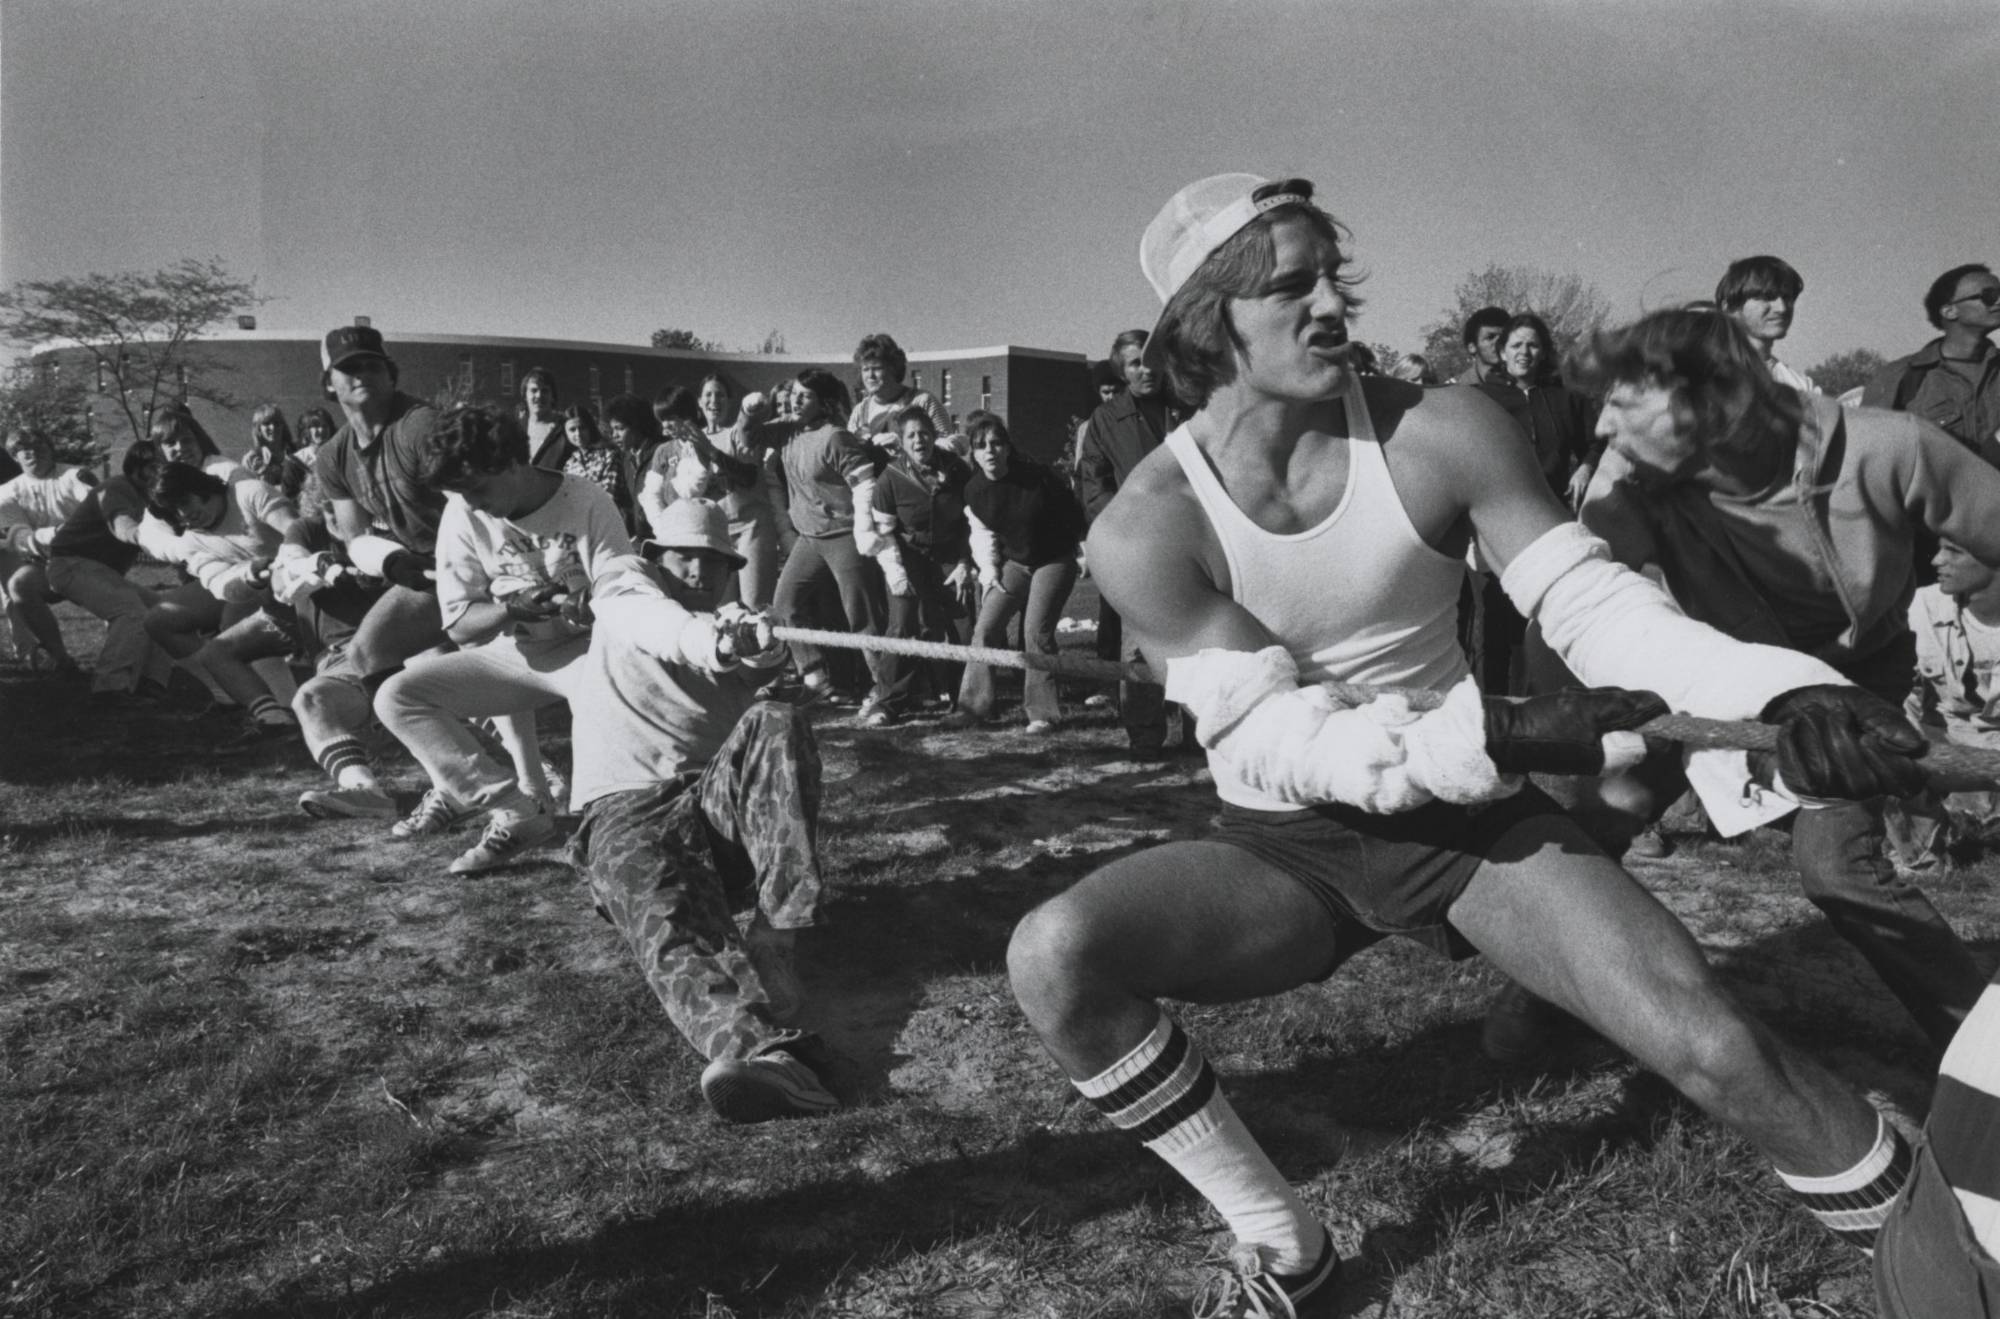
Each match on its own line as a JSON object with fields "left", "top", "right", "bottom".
{"left": 1934, "top": 968, "right": 2000, "bottom": 1255}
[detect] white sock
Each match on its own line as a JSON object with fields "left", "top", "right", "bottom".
{"left": 1775, "top": 1111, "right": 1911, "bottom": 1254}
{"left": 1076, "top": 1013, "right": 1326, "bottom": 1277}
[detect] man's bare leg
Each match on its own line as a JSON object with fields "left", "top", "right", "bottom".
{"left": 1447, "top": 810, "right": 1907, "bottom": 1243}
{"left": 1010, "top": 842, "right": 1352, "bottom": 1296}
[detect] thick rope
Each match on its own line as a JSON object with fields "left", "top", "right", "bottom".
{"left": 770, "top": 623, "right": 2000, "bottom": 790}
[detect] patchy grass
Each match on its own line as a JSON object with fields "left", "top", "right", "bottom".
{"left": 2, "top": 589, "right": 1996, "bottom": 1317}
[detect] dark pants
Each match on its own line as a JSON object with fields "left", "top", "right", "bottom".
{"left": 881, "top": 549, "right": 965, "bottom": 714}
{"left": 569, "top": 702, "right": 824, "bottom": 1062}
{"left": 772, "top": 531, "right": 888, "bottom": 699}
{"left": 959, "top": 558, "right": 1077, "bottom": 724}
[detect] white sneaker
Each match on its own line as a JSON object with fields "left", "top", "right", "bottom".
{"left": 745, "top": 919, "right": 804, "bottom": 1024}
{"left": 700, "top": 1050, "right": 838, "bottom": 1123}
{"left": 448, "top": 807, "right": 557, "bottom": 875}
{"left": 391, "top": 787, "right": 481, "bottom": 839}
{"left": 298, "top": 785, "right": 398, "bottom": 820}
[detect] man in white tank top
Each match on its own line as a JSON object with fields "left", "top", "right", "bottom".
{"left": 1006, "top": 174, "right": 1934, "bottom": 1316}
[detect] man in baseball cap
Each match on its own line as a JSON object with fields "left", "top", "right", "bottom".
{"left": 1005, "top": 174, "right": 1925, "bottom": 1313}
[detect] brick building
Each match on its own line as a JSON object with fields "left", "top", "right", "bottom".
{"left": 38, "top": 329, "right": 1094, "bottom": 466}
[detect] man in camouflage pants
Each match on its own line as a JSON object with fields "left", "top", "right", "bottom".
{"left": 569, "top": 498, "right": 839, "bottom": 1122}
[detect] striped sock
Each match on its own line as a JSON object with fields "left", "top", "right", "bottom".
{"left": 317, "top": 737, "right": 372, "bottom": 786}
{"left": 1075, "top": 1013, "right": 1330, "bottom": 1283}
{"left": 249, "top": 694, "right": 291, "bottom": 726}
{"left": 1776, "top": 1112, "right": 1912, "bottom": 1253}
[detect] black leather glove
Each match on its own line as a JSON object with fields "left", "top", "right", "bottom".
{"left": 1752, "top": 685, "right": 1927, "bottom": 800}
{"left": 1483, "top": 687, "right": 1670, "bottom": 775}
{"left": 380, "top": 550, "right": 437, "bottom": 592}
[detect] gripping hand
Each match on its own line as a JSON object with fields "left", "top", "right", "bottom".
{"left": 1753, "top": 685, "right": 1927, "bottom": 801}
{"left": 715, "top": 603, "right": 784, "bottom": 667}
{"left": 1482, "top": 687, "right": 1669, "bottom": 776}
{"left": 380, "top": 550, "right": 437, "bottom": 592}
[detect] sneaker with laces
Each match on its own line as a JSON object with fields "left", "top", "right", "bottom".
{"left": 448, "top": 807, "right": 558, "bottom": 875}
{"left": 298, "top": 785, "right": 398, "bottom": 820}
{"left": 1024, "top": 718, "right": 1056, "bottom": 735}
{"left": 1192, "top": 1231, "right": 1341, "bottom": 1318}
{"left": 391, "top": 787, "right": 482, "bottom": 840}
{"left": 744, "top": 918, "right": 804, "bottom": 1024}
{"left": 700, "top": 1049, "right": 838, "bottom": 1123}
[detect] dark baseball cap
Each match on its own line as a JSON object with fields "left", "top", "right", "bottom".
{"left": 321, "top": 324, "right": 390, "bottom": 371}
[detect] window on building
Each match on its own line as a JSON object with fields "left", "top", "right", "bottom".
{"left": 175, "top": 363, "right": 189, "bottom": 400}
{"left": 459, "top": 353, "right": 475, "bottom": 393}
{"left": 624, "top": 363, "right": 635, "bottom": 395}
{"left": 940, "top": 368, "right": 952, "bottom": 409}
{"left": 95, "top": 358, "right": 107, "bottom": 393}
{"left": 500, "top": 361, "right": 516, "bottom": 396}
{"left": 980, "top": 375, "right": 992, "bottom": 411}
{"left": 589, "top": 365, "right": 602, "bottom": 401}
{"left": 911, "top": 369, "right": 924, "bottom": 394}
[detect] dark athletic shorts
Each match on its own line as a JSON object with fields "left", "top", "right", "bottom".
{"left": 1207, "top": 783, "right": 1564, "bottom": 967}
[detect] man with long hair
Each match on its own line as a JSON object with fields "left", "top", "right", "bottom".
{"left": 1006, "top": 174, "right": 1938, "bottom": 1314}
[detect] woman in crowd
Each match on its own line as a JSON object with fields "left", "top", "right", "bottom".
{"left": 847, "top": 334, "right": 950, "bottom": 450}
{"left": 242, "top": 404, "right": 299, "bottom": 483}
{"left": 598, "top": 394, "right": 661, "bottom": 537}
{"left": 44, "top": 440, "right": 176, "bottom": 703}
{"left": 750, "top": 368, "right": 890, "bottom": 711}
{"left": 291, "top": 406, "right": 338, "bottom": 518}
{"left": 557, "top": 403, "right": 636, "bottom": 530}
{"left": 519, "top": 368, "right": 567, "bottom": 469}
{"left": 1478, "top": 312, "right": 1602, "bottom": 508}
{"left": 637, "top": 387, "right": 725, "bottom": 537}
{"left": 691, "top": 375, "right": 785, "bottom": 608}
{"left": 1463, "top": 313, "right": 1601, "bottom": 698}
{"left": 949, "top": 413, "right": 1085, "bottom": 734}
{"left": 149, "top": 404, "right": 237, "bottom": 479}
{"left": 868, "top": 405, "right": 975, "bottom": 725}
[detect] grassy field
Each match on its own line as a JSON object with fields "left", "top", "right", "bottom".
{"left": 3, "top": 588, "right": 1995, "bottom": 1318}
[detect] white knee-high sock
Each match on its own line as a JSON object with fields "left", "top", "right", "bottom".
{"left": 1075, "top": 1012, "right": 1328, "bottom": 1278}
{"left": 1775, "top": 1111, "right": 1912, "bottom": 1254}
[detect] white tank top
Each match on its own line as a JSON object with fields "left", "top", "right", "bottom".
{"left": 1165, "top": 376, "right": 1468, "bottom": 744}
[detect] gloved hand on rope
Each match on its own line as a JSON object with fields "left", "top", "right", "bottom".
{"left": 1750, "top": 685, "right": 1928, "bottom": 801}
{"left": 1482, "top": 687, "right": 1669, "bottom": 776}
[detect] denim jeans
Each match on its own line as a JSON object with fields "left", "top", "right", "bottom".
{"left": 880, "top": 549, "right": 965, "bottom": 714}
{"left": 958, "top": 558, "right": 1077, "bottom": 725}
{"left": 772, "top": 532, "right": 888, "bottom": 698}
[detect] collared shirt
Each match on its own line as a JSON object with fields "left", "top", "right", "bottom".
{"left": 1766, "top": 356, "right": 1822, "bottom": 396}
{"left": 1866, "top": 339, "right": 2000, "bottom": 468}
{"left": 315, "top": 392, "right": 445, "bottom": 552}
{"left": 873, "top": 451, "right": 971, "bottom": 561}
{"left": 1452, "top": 360, "right": 1504, "bottom": 387}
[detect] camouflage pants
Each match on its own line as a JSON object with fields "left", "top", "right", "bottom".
{"left": 569, "top": 701, "right": 825, "bottom": 1063}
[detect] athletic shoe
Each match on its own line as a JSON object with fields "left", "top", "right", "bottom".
{"left": 1625, "top": 827, "right": 1671, "bottom": 861}
{"left": 745, "top": 919, "right": 804, "bottom": 1024}
{"left": 298, "top": 785, "right": 398, "bottom": 820}
{"left": 448, "top": 806, "right": 557, "bottom": 875}
{"left": 700, "top": 1050, "right": 838, "bottom": 1124}
{"left": 1480, "top": 979, "right": 1563, "bottom": 1065}
{"left": 857, "top": 697, "right": 895, "bottom": 729}
{"left": 1024, "top": 719, "right": 1056, "bottom": 735}
{"left": 1193, "top": 1230, "right": 1341, "bottom": 1318}
{"left": 1083, "top": 692, "right": 1113, "bottom": 709}
{"left": 391, "top": 787, "right": 481, "bottom": 840}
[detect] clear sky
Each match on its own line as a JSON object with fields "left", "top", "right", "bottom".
{"left": 4, "top": 0, "right": 1995, "bottom": 371}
